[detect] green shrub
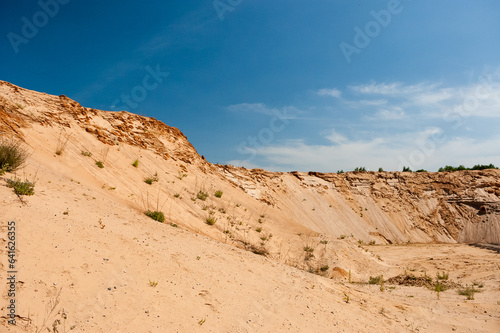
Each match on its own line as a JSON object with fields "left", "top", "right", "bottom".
{"left": 0, "top": 140, "right": 28, "bottom": 173}
{"left": 96, "top": 161, "right": 104, "bottom": 168}
{"left": 197, "top": 190, "right": 208, "bottom": 201}
{"left": 438, "top": 164, "right": 498, "bottom": 172}
{"left": 354, "top": 167, "right": 367, "bottom": 172}
{"left": 6, "top": 178, "right": 35, "bottom": 196}
{"left": 458, "top": 286, "right": 479, "bottom": 300}
{"left": 320, "top": 265, "right": 329, "bottom": 272}
{"left": 214, "top": 190, "right": 223, "bottom": 198}
{"left": 369, "top": 275, "right": 383, "bottom": 285}
{"left": 145, "top": 210, "right": 165, "bottom": 222}
{"left": 206, "top": 216, "right": 217, "bottom": 225}
{"left": 81, "top": 151, "right": 92, "bottom": 157}
{"left": 402, "top": 166, "right": 412, "bottom": 172}
{"left": 132, "top": 159, "right": 139, "bottom": 168}
{"left": 144, "top": 172, "right": 159, "bottom": 185}
{"left": 303, "top": 246, "right": 314, "bottom": 253}
{"left": 437, "top": 271, "right": 449, "bottom": 280}
{"left": 378, "top": 167, "right": 384, "bottom": 172}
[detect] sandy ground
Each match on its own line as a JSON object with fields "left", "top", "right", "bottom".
{"left": 0, "top": 81, "right": 499, "bottom": 332}
{"left": 1, "top": 161, "right": 499, "bottom": 332}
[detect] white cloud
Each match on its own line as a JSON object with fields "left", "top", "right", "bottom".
{"left": 373, "top": 107, "right": 405, "bottom": 120}
{"left": 243, "top": 130, "right": 500, "bottom": 172}
{"left": 317, "top": 88, "right": 342, "bottom": 98}
{"left": 226, "top": 103, "right": 301, "bottom": 119}
{"left": 226, "top": 72, "right": 500, "bottom": 172}
{"left": 325, "top": 130, "right": 349, "bottom": 144}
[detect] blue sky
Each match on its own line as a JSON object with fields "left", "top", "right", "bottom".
{"left": 2, "top": 0, "right": 500, "bottom": 172}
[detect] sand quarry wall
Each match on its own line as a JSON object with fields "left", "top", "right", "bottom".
{"left": 1, "top": 80, "right": 499, "bottom": 246}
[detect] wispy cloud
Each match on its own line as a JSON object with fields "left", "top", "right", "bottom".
{"left": 317, "top": 88, "right": 342, "bottom": 98}
{"left": 227, "top": 103, "right": 300, "bottom": 119}
{"left": 241, "top": 130, "right": 500, "bottom": 172}
{"left": 228, "top": 72, "right": 500, "bottom": 171}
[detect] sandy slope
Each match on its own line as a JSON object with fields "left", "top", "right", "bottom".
{"left": 0, "top": 81, "right": 499, "bottom": 332}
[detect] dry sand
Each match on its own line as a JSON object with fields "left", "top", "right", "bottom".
{"left": 0, "top": 81, "right": 499, "bottom": 332}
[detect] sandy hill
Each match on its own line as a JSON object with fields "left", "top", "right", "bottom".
{"left": 0, "top": 80, "right": 499, "bottom": 332}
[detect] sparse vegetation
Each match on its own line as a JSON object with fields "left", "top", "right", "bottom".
{"left": 378, "top": 167, "right": 384, "bottom": 172}
{"left": 255, "top": 227, "right": 262, "bottom": 233}
{"left": 339, "top": 235, "right": 346, "bottom": 239}
{"left": 343, "top": 293, "right": 350, "bottom": 303}
{"left": 214, "top": 190, "right": 223, "bottom": 198}
{"left": 81, "top": 151, "right": 92, "bottom": 157}
{"left": 6, "top": 178, "right": 35, "bottom": 196}
{"left": 402, "top": 166, "right": 412, "bottom": 172}
{"left": 354, "top": 167, "right": 367, "bottom": 172}
{"left": 206, "top": 216, "right": 217, "bottom": 225}
{"left": 458, "top": 286, "right": 479, "bottom": 300}
{"left": 177, "top": 170, "right": 187, "bottom": 180}
{"left": 416, "top": 169, "right": 427, "bottom": 172}
{"left": 145, "top": 210, "right": 165, "bottom": 222}
{"left": 303, "top": 246, "right": 314, "bottom": 253}
{"left": 144, "top": 172, "right": 159, "bottom": 185}
{"left": 197, "top": 190, "right": 208, "bottom": 201}
{"left": 437, "top": 271, "right": 449, "bottom": 280}
{"left": 320, "top": 265, "right": 329, "bottom": 272}
{"left": 438, "top": 164, "right": 498, "bottom": 172}
{"left": 149, "top": 280, "right": 158, "bottom": 287}
{"left": 173, "top": 193, "right": 181, "bottom": 198}
{"left": 369, "top": 275, "right": 383, "bottom": 285}
{"left": 55, "top": 132, "right": 70, "bottom": 155}
{"left": 96, "top": 161, "right": 104, "bottom": 168}
{"left": 132, "top": 159, "right": 139, "bottom": 167}
{"left": 0, "top": 139, "right": 28, "bottom": 173}
{"left": 249, "top": 244, "right": 269, "bottom": 256}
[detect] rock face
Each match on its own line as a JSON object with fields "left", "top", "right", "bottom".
{"left": 1, "top": 80, "right": 499, "bottom": 245}
{"left": 219, "top": 167, "right": 500, "bottom": 244}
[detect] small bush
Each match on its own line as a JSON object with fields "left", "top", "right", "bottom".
{"left": 144, "top": 173, "right": 159, "bottom": 185}
{"left": 206, "top": 216, "right": 217, "bottom": 225}
{"left": 132, "top": 159, "right": 139, "bottom": 168}
{"left": 81, "top": 151, "right": 92, "bottom": 157}
{"left": 6, "top": 178, "right": 35, "bottom": 196}
{"left": 458, "top": 286, "right": 479, "bottom": 300}
{"left": 402, "top": 166, "right": 412, "bottom": 172}
{"left": 320, "top": 265, "right": 329, "bottom": 272}
{"left": 437, "top": 271, "right": 449, "bottom": 280}
{"left": 96, "top": 161, "right": 104, "bottom": 168}
{"left": 214, "top": 190, "right": 223, "bottom": 198}
{"left": 0, "top": 139, "right": 28, "bottom": 173}
{"left": 145, "top": 210, "right": 165, "bottom": 222}
{"left": 249, "top": 244, "right": 269, "bottom": 256}
{"left": 303, "top": 246, "right": 314, "bottom": 253}
{"left": 255, "top": 227, "right": 262, "bottom": 233}
{"left": 369, "top": 275, "right": 383, "bottom": 285}
{"left": 378, "top": 167, "right": 384, "bottom": 172}
{"left": 173, "top": 193, "right": 181, "bottom": 198}
{"left": 354, "top": 167, "right": 367, "bottom": 172}
{"left": 55, "top": 132, "right": 70, "bottom": 155}
{"left": 197, "top": 190, "right": 208, "bottom": 201}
